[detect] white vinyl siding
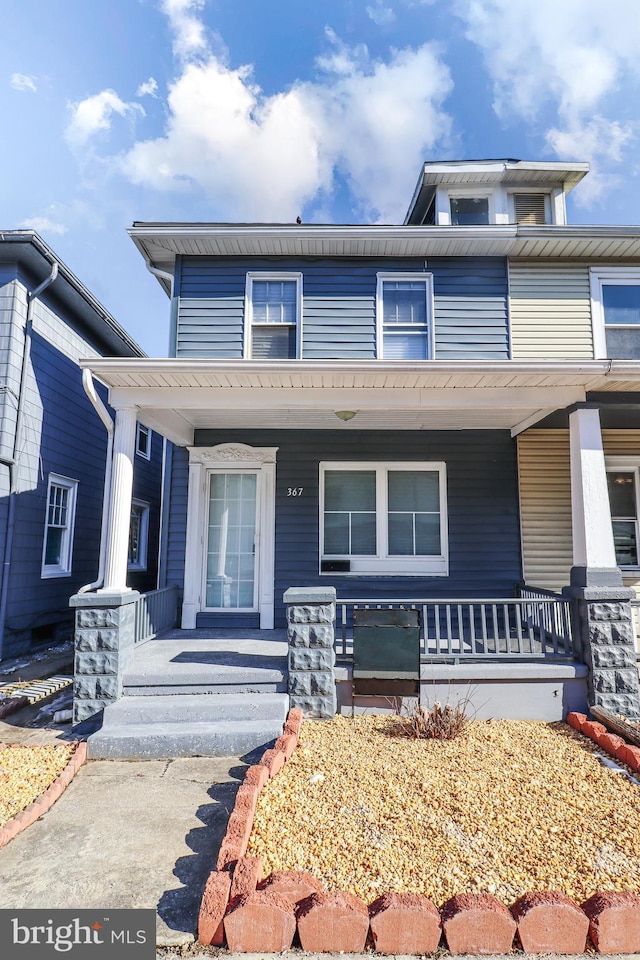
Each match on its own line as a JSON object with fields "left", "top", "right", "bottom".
{"left": 509, "top": 262, "right": 593, "bottom": 359}
{"left": 518, "top": 429, "right": 640, "bottom": 594}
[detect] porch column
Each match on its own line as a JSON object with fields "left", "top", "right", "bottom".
{"left": 566, "top": 404, "right": 640, "bottom": 717}
{"left": 100, "top": 405, "right": 137, "bottom": 593}
{"left": 569, "top": 404, "right": 619, "bottom": 586}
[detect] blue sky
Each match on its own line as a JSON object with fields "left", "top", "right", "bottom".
{"left": 3, "top": 0, "right": 640, "bottom": 355}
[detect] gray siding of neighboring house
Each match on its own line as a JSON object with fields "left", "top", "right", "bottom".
{"left": 175, "top": 256, "right": 509, "bottom": 360}
{"left": 166, "top": 429, "right": 522, "bottom": 629}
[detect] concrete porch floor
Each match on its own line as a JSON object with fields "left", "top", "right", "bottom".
{"left": 125, "top": 628, "right": 288, "bottom": 695}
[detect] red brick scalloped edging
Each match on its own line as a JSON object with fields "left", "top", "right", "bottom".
{"left": 0, "top": 741, "right": 87, "bottom": 849}
{"left": 568, "top": 710, "right": 640, "bottom": 773}
{"left": 197, "top": 711, "right": 640, "bottom": 954}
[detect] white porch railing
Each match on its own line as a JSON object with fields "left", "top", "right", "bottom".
{"left": 335, "top": 593, "right": 574, "bottom": 660}
{"left": 133, "top": 586, "right": 178, "bottom": 645}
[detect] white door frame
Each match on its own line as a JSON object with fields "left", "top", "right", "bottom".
{"left": 182, "top": 443, "right": 278, "bottom": 629}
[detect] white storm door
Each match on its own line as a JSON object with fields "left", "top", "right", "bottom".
{"left": 205, "top": 471, "right": 258, "bottom": 610}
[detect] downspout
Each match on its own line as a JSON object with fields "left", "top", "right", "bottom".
{"left": 77, "top": 368, "right": 114, "bottom": 593}
{"left": 0, "top": 261, "right": 58, "bottom": 659}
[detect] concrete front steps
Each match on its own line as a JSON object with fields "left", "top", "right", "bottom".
{"left": 87, "top": 629, "right": 289, "bottom": 760}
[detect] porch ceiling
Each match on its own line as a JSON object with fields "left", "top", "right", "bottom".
{"left": 81, "top": 358, "right": 640, "bottom": 447}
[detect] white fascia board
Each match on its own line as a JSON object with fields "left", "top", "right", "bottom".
{"left": 110, "top": 384, "right": 589, "bottom": 413}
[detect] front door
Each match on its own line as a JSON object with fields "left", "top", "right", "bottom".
{"left": 205, "top": 471, "right": 258, "bottom": 610}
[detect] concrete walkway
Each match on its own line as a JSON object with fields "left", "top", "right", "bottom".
{"left": 0, "top": 745, "right": 246, "bottom": 946}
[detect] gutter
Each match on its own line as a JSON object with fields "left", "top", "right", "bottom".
{"left": 77, "top": 369, "right": 114, "bottom": 593}
{"left": 0, "top": 261, "right": 58, "bottom": 660}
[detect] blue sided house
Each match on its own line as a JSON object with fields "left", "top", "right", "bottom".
{"left": 75, "top": 159, "right": 640, "bottom": 757}
{"left": 0, "top": 231, "right": 163, "bottom": 662}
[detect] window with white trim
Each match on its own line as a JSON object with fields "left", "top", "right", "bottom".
{"left": 41, "top": 474, "right": 78, "bottom": 578}
{"left": 450, "top": 196, "right": 489, "bottom": 225}
{"left": 245, "top": 273, "right": 301, "bottom": 359}
{"left": 606, "top": 464, "right": 640, "bottom": 568}
{"left": 591, "top": 269, "right": 640, "bottom": 359}
{"left": 128, "top": 499, "right": 150, "bottom": 571}
{"left": 320, "top": 462, "right": 448, "bottom": 575}
{"left": 136, "top": 422, "right": 151, "bottom": 459}
{"left": 377, "top": 274, "right": 433, "bottom": 360}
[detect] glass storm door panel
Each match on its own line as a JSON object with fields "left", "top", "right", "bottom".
{"left": 206, "top": 472, "right": 257, "bottom": 609}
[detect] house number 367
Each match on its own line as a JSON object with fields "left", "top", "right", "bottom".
{"left": 287, "top": 487, "right": 304, "bottom": 497}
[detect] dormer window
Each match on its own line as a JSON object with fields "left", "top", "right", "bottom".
{"left": 450, "top": 196, "right": 489, "bottom": 226}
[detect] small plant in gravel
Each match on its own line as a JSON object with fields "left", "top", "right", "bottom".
{"left": 394, "top": 699, "right": 471, "bottom": 740}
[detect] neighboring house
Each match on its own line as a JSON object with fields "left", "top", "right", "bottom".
{"left": 0, "top": 232, "right": 162, "bottom": 660}
{"left": 77, "top": 158, "right": 640, "bottom": 727}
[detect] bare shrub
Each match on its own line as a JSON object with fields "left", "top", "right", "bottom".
{"left": 393, "top": 699, "right": 471, "bottom": 741}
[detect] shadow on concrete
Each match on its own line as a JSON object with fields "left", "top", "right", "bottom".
{"left": 156, "top": 763, "right": 248, "bottom": 940}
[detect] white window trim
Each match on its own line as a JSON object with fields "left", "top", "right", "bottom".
{"left": 41, "top": 474, "right": 78, "bottom": 579}
{"left": 375, "top": 273, "right": 435, "bottom": 360}
{"left": 128, "top": 499, "right": 150, "bottom": 572}
{"left": 244, "top": 272, "right": 303, "bottom": 359}
{"left": 446, "top": 188, "right": 496, "bottom": 226}
{"left": 606, "top": 456, "right": 640, "bottom": 570}
{"left": 590, "top": 267, "right": 640, "bottom": 359}
{"left": 319, "top": 461, "right": 448, "bottom": 576}
{"left": 136, "top": 422, "right": 151, "bottom": 460}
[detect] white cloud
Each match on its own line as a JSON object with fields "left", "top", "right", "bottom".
{"left": 123, "top": 15, "right": 452, "bottom": 221}
{"left": 366, "top": 1, "right": 396, "bottom": 26}
{"left": 136, "top": 77, "right": 158, "bottom": 98}
{"left": 454, "top": 0, "right": 640, "bottom": 201}
{"left": 10, "top": 73, "right": 37, "bottom": 93}
{"left": 161, "top": 0, "right": 208, "bottom": 59}
{"left": 20, "top": 216, "right": 68, "bottom": 236}
{"left": 65, "top": 89, "right": 145, "bottom": 149}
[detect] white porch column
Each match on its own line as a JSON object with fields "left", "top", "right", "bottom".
{"left": 569, "top": 404, "right": 620, "bottom": 585}
{"left": 100, "top": 405, "right": 137, "bottom": 593}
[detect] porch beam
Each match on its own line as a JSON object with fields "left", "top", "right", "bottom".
{"left": 110, "top": 385, "right": 587, "bottom": 412}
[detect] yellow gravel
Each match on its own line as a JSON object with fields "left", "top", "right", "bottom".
{"left": 0, "top": 744, "right": 75, "bottom": 827}
{"left": 247, "top": 716, "right": 640, "bottom": 904}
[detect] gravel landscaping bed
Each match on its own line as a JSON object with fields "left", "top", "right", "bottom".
{"left": 247, "top": 716, "right": 640, "bottom": 905}
{"left": 0, "top": 743, "right": 76, "bottom": 827}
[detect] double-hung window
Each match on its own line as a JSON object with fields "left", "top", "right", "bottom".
{"left": 320, "top": 462, "right": 448, "bottom": 575}
{"left": 41, "top": 474, "right": 78, "bottom": 578}
{"left": 606, "top": 463, "right": 640, "bottom": 568}
{"left": 245, "top": 273, "right": 301, "bottom": 359}
{"left": 136, "top": 423, "right": 151, "bottom": 459}
{"left": 128, "top": 500, "right": 150, "bottom": 571}
{"left": 377, "top": 274, "right": 433, "bottom": 360}
{"left": 591, "top": 269, "right": 640, "bottom": 359}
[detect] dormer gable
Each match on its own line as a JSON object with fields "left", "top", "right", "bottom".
{"left": 404, "top": 158, "right": 589, "bottom": 227}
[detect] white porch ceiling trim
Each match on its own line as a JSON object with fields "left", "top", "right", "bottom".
{"left": 81, "top": 359, "right": 640, "bottom": 447}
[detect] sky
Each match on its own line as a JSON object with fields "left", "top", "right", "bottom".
{"left": 3, "top": 0, "right": 640, "bottom": 356}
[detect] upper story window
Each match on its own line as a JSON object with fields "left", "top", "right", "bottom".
{"left": 377, "top": 274, "right": 434, "bottom": 360}
{"left": 41, "top": 474, "right": 77, "bottom": 578}
{"left": 591, "top": 269, "right": 640, "bottom": 359}
{"left": 320, "top": 461, "right": 448, "bottom": 576}
{"left": 450, "top": 196, "right": 489, "bottom": 225}
{"left": 136, "top": 422, "right": 151, "bottom": 459}
{"left": 245, "top": 273, "right": 301, "bottom": 359}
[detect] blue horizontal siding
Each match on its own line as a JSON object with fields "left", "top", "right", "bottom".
{"left": 169, "top": 429, "right": 522, "bottom": 629}
{"left": 176, "top": 256, "right": 509, "bottom": 361}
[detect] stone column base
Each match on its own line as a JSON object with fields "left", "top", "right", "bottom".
{"left": 284, "top": 587, "right": 337, "bottom": 719}
{"left": 70, "top": 590, "right": 139, "bottom": 724}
